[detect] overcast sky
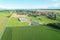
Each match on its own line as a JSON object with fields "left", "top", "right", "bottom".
{"left": 0, "top": 0, "right": 60, "bottom": 9}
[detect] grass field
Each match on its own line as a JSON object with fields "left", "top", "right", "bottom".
{"left": 56, "top": 16, "right": 60, "bottom": 21}
{"left": 7, "top": 18, "right": 29, "bottom": 27}
{"left": 30, "top": 16, "right": 58, "bottom": 24}
{"left": 0, "top": 11, "right": 12, "bottom": 39}
{"left": 0, "top": 10, "right": 60, "bottom": 40}
{"left": 0, "top": 17, "right": 8, "bottom": 36}
{"left": 1, "top": 25, "right": 60, "bottom": 40}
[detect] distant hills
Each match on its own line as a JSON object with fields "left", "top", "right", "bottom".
{"left": 0, "top": 8, "right": 60, "bottom": 10}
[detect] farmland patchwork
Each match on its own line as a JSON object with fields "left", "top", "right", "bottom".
{"left": 0, "top": 10, "right": 60, "bottom": 40}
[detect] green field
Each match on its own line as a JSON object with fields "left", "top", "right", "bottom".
{"left": 30, "top": 16, "right": 58, "bottom": 24}
{"left": 1, "top": 25, "right": 60, "bottom": 40}
{"left": 7, "top": 18, "right": 29, "bottom": 27}
{"left": 0, "top": 10, "right": 60, "bottom": 40}
{"left": 0, "top": 11, "right": 12, "bottom": 39}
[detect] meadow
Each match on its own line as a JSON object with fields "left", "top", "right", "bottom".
{"left": 7, "top": 18, "right": 29, "bottom": 27}
{"left": 1, "top": 25, "right": 60, "bottom": 40}
{"left": 0, "top": 10, "right": 60, "bottom": 40}
{"left": 30, "top": 16, "right": 58, "bottom": 24}
{"left": 0, "top": 11, "right": 12, "bottom": 39}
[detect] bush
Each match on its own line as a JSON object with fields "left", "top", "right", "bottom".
{"left": 47, "top": 12, "right": 56, "bottom": 20}
{"left": 47, "top": 23, "right": 60, "bottom": 30}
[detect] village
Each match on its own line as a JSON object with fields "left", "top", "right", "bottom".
{"left": 9, "top": 10, "right": 58, "bottom": 26}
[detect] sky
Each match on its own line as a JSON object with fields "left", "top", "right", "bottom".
{"left": 0, "top": 0, "right": 60, "bottom": 9}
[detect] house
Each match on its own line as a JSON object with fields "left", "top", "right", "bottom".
{"left": 19, "top": 18, "right": 27, "bottom": 22}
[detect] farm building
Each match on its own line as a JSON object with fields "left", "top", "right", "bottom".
{"left": 18, "top": 18, "right": 27, "bottom": 22}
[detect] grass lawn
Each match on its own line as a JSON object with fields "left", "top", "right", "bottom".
{"left": 0, "top": 17, "right": 8, "bottom": 36}
{"left": 7, "top": 18, "right": 29, "bottom": 27}
{"left": 37, "top": 16, "right": 58, "bottom": 23}
{"left": 1, "top": 25, "right": 60, "bottom": 40}
{"left": 56, "top": 16, "right": 60, "bottom": 21}
{"left": 30, "top": 16, "right": 58, "bottom": 24}
{"left": 0, "top": 12, "right": 11, "bottom": 17}
{"left": 0, "top": 11, "right": 12, "bottom": 38}
{"left": 1, "top": 10, "right": 60, "bottom": 40}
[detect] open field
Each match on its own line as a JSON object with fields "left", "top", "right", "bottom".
{"left": 7, "top": 18, "right": 29, "bottom": 27}
{"left": 0, "top": 17, "right": 8, "bottom": 36}
{"left": 0, "top": 11, "right": 12, "bottom": 39}
{"left": 0, "top": 10, "right": 60, "bottom": 40}
{"left": 30, "top": 16, "right": 58, "bottom": 24}
{"left": 1, "top": 25, "right": 60, "bottom": 40}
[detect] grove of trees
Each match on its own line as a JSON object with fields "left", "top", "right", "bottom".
{"left": 47, "top": 12, "right": 57, "bottom": 20}
{"left": 47, "top": 22, "right": 60, "bottom": 30}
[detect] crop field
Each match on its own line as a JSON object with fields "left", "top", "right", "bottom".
{"left": 0, "top": 11, "right": 12, "bottom": 39}
{"left": 0, "top": 10, "right": 60, "bottom": 40}
{"left": 1, "top": 25, "right": 60, "bottom": 40}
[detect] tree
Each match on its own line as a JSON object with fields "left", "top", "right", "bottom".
{"left": 47, "top": 23, "right": 60, "bottom": 30}
{"left": 47, "top": 12, "right": 56, "bottom": 20}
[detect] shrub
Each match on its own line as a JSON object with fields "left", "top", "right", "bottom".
{"left": 47, "top": 12, "right": 56, "bottom": 20}
{"left": 47, "top": 23, "right": 60, "bottom": 30}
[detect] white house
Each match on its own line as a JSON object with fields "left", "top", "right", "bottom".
{"left": 19, "top": 18, "right": 27, "bottom": 22}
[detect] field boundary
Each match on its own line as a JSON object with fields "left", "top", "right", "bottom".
{"left": 0, "top": 13, "right": 12, "bottom": 40}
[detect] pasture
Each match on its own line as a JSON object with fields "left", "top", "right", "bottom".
{"left": 0, "top": 11, "right": 12, "bottom": 39}
{"left": 1, "top": 25, "right": 60, "bottom": 40}
{"left": 7, "top": 18, "right": 29, "bottom": 27}
{"left": 0, "top": 10, "right": 60, "bottom": 40}
{"left": 30, "top": 16, "right": 58, "bottom": 24}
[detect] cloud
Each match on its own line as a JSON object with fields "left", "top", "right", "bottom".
{"left": 0, "top": 4, "right": 18, "bottom": 9}
{"left": 48, "top": 0, "right": 57, "bottom": 2}
{"left": 0, "top": 3, "right": 60, "bottom": 9}
{"left": 32, "top": 5, "right": 49, "bottom": 9}
{"left": 0, "top": 4, "right": 50, "bottom": 9}
{"left": 0, "top": 5, "right": 5, "bottom": 8}
{"left": 53, "top": 3, "right": 60, "bottom": 7}
{"left": 52, "top": 0, "right": 57, "bottom": 2}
